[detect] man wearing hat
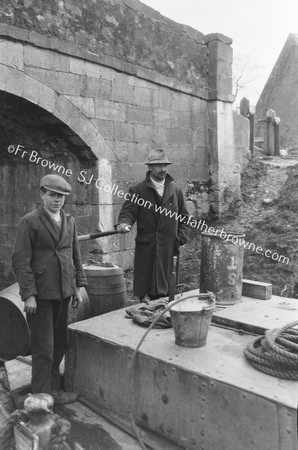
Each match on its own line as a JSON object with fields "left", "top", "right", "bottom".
{"left": 12, "top": 174, "right": 87, "bottom": 404}
{"left": 118, "top": 148, "right": 189, "bottom": 300}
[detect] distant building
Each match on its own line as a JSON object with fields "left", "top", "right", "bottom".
{"left": 256, "top": 34, "right": 298, "bottom": 150}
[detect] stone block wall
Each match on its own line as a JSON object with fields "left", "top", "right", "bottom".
{"left": 0, "top": 0, "right": 240, "bottom": 286}
{"left": 0, "top": 0, "right": 208, "bottom": 91}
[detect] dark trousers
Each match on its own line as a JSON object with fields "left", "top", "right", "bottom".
{"left": 26, "top": 298, "right": 70, "bottom": 394}
{"left": 139, "top": 254, "right": 180, "bottom": 302}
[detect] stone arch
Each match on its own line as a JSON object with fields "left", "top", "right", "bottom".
{"left": 0, "top": 64, "right": 114, "bottom": 163}
{"left": 0, "top": 62, "right": 117, "bottom": 223}
{"left": 0, "top": 63, "right": 118, "bottom": 288}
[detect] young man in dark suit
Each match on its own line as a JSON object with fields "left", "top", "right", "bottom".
{"left": 12, "top": 174, "right": 87, "bottom": 404}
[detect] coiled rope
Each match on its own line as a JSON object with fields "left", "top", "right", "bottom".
{"left": 244, "top": 320, "right": 298, "bottom": 380}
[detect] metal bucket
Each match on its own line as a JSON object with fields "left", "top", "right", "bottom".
{"left": 83, "top": 262, "right": 127, "bottom": 317}
{"left": 0, "top": 283, "right": 90, "bottom": 361}
{"left": 169, "top": 293, "right": 215, "bottom": 348}
{"left": 200, "top": 231, "right": 245, "bottom": 305}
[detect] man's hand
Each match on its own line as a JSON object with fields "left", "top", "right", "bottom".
{"left": 71, "top": 287, "right": 83, "bottom": 309}
{"left": 118, "top": 223, "right": 131, "bottom": 233}
{"left": 24, "top": 295, "right": 37, "bottom": 314}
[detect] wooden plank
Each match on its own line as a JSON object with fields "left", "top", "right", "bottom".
{"left": 242, "top": 279, "right": 272, "bottom": 300}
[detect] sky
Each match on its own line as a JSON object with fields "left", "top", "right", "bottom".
{"left": 141, "top": 0, "right": 298, "bottom": 105}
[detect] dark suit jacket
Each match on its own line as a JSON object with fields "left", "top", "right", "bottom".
{"left": 12, "top": 206, "right": 87, "bottom": 301}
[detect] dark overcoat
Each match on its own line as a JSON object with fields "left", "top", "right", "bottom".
{"left": 118, "top": 172, "right": 189, "bottom": 297}
{"left": 12, "top": 206, "right": 87, "bottom": 301}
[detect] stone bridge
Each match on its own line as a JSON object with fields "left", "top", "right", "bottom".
{"left": 0, "top": 0, "right": 241, "bottom": 289}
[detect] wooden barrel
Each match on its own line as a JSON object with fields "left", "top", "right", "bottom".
{"left": 83, "top": 262, "right": 127, "bottom": 317}
{"left": 0, "top": 283, "right": 90, "bottom": 361}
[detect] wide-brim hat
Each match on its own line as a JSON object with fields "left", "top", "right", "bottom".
{"left": 40, "top": 174, "right": 72, "bottom": 195}
{"left": 144, "top": 148, "right": 172, "bottom": 165}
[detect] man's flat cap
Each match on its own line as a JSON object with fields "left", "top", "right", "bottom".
{"left": 40, "top": 174, "right": 72, "bottom": 195}
{"left": 144, "top": 148, "right": 172, "bottom": 165}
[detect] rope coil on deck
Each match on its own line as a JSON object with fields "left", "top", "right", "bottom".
{"left": 244, "top": 320, "right": 298, "bottom": 380}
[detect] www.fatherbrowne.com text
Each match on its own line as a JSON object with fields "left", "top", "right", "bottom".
{"left": 8, "top": 145, "right": 289, "bottom": 265}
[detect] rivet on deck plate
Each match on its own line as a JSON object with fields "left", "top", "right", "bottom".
{"left": 162, "top": 395, "right": 169, "bottom": 404}
{"left": 202, "top": 382, "right": 206, "bottom": 388}
{"left": 191, "top": 439, "right": 196, "bottom": 445}
{"left": 202, "top": 396, "right": 206, "bottom": 401}
{"left": 201, "top": 430, "right": 205, "bottom": 437}
{"left": 193, "top": 375, "right": 198, "bottom": 381}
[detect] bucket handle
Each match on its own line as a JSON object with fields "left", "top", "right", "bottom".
{"left": 168, "top": 291, "right": 216, "bottom": 311}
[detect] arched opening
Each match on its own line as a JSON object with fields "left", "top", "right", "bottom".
{"left": 0, "top": 91, "right": 101, "bottom": 289}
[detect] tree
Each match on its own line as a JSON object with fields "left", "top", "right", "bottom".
{"left": 233, "top": 53, "right": 265, "bottom": 107}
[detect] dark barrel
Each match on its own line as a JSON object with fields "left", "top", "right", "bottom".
{"left": 83, "top": 262, "right": 127, "bottom": 317}
{"left": 0, "top": 283, "right": 90, "bottom": 361}
{"left": 200, "top": 231, "right": 245, "bottom": 305}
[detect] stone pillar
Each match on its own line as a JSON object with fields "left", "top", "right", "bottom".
{"left": 265, "top": 109, "right": 280, "bottom": 156}
{"left": 274, "top": 117, "right": 280, "bottom": 156}
{"left": 249, "top": 112, "right": 255, "bottom": 153}
{"left": 240, "top": 97, "right": 255, "bottom": 153}
{"left": 266, "top": 109, "right": 276, "bottom": 156}
{"left": 205, "top": 34, "right": 240, "bottom": 217}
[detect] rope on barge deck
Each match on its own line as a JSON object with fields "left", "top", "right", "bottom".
{"left": 244, "top": 320, "right": 298, "bottom": 380}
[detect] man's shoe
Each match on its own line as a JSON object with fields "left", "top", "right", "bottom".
{"left": 51, "top": 389, "right": 78, "bottom": 404}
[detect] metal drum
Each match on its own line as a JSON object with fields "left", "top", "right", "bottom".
{"left": 0, "top": 283, "right": 90, "bottom": 361}
{"left": 200, "top": 231, "right": 245, "bottom": 305}
{"left": 83, "top": 262, "right": 127, "bottom": 317}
